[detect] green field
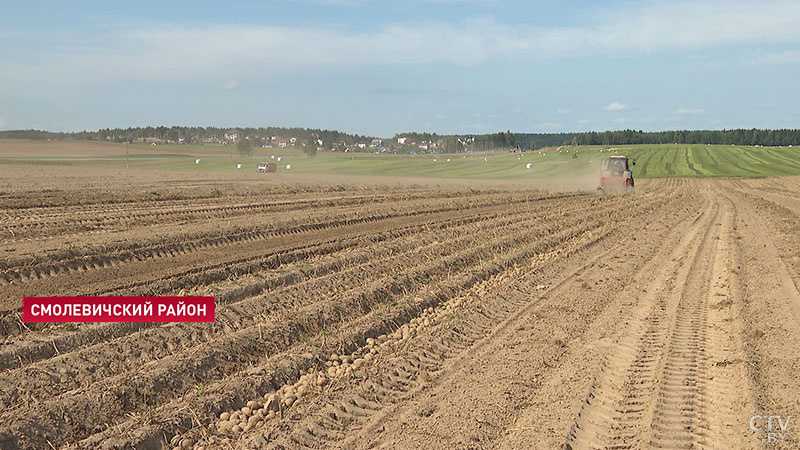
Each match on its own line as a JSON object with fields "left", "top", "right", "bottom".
{"left": 2, "top": 142, "right": 800, "bottom": 179}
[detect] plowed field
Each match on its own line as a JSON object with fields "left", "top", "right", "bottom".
{"left": 1, "top": 171, "right": 799, "bottom": 450}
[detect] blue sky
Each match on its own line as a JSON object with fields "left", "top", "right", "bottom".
{"left": 1, "top": 0, "right": 798, "bottom": 137}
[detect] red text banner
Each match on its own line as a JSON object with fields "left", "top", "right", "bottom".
{"left": 22, "top": 296, "right": 215, "bottom": 323}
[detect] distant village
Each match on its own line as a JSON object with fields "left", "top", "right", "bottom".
{"left": 132, "top": 129, "right": 481, "bottom": 154}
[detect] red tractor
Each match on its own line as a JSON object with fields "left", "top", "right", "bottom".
{"left": 598, "top": 155, "right": 635, "bottom": 192}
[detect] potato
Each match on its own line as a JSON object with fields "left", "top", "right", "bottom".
{"left": 219, "top": 411, "right": 230, "bottom": 421}
{"left": 246, "top": 400, "right": 256, "bottom": 409}
{"left": 170, "top": 435, "right": 181, "bottom": 447}
{"left": 283, "top": 394, "right": 297, "bottom": 407}
{"left": 179, "top": 438, "right": 194, "bottom": 450}
{"left": 241, "top": 407, "right": 252, "bottom": 416}
{"left": 231, "top": 425, "right": 242, "bottom": 433}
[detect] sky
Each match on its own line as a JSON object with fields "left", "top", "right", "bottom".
{"left": 1, "top": 0, "right": 799, "bottom": 137}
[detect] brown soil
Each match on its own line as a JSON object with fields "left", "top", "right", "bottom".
{"left": 0, "top": 167, "right": 799, "bottom": 450}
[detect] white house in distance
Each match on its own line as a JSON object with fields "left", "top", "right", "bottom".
{"left": 397, "top": 137, "right": 408, "bottom": 144}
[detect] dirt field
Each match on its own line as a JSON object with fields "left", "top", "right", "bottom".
{"left": 1, "top": 167, "right": 799, "bottom": 449}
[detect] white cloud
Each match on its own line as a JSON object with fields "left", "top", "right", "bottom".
{"left": 604, "top": 102, "right": 628, "bottom": 111}
{"left": 556, "top": 107, "right": 571, "bottom": 114}
{"left": 675, "top": 108, "right": 704, "bottom": 115}
{"left": 222, "top": 80, "right": 240, "bottom": 90}
{"left": 4, "top": 1, "right": 800, "bottom": 86}
{"left": 577, "top": 119, "right": 591, "bottom": 125}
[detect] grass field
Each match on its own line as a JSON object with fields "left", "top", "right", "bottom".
{"left": 2, "top": 140, "right": 800, "bottom": 179}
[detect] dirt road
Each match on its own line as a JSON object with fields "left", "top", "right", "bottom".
{"left": 0, "top": 174, "right": 798, "bottom": 449}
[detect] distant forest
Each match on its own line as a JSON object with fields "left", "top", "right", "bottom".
{"left": 0, "top": 126, "right": 375, "bottom": 146}
{"left": 513, "top": 129, "right": 800, "bottom": 149}
{"left": 1, "top": 127, "right": 799, "bottom": 150}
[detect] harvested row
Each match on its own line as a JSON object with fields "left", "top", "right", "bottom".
{"left": 0, "top": 192, "right": 583, "bottom": 319}
{"left": 0, "top": 197, "right": 595, "bottom": 408}
{"left": 0, "top": 192, "right": 584, "bottom": 335}
{"left": 261, "top": 227, "right": 612, "bottom": 450}
{"left": 236, "top": 186, "right": 685, "bottom": 450}
{"left": 0, "top": 188, "right": 410, "bottom": 222}
{"left": 65, "top": 188, "right": 677, "bottom": 450}
{"left": 0, "top": 191, "right": 450, "bottom": 240}
{"left": 0, "top": 179, "right": 418, "bottom": 210}
{"left": 0, "top": 191, "right": 648, "bottom": 449}
{"left": 0, "top": 190, "right": 567, "bottom": 281}
{"left": 0, "top": 204, "right": 527, "bottom": 363}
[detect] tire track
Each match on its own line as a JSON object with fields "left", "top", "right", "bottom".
{"left": 565, "top": 188, "right": 756, "bottom": 450}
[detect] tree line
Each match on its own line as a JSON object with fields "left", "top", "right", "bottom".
{"left": 2, "top": 127, "right": 798, "bottom": 150}
{"left": 0, "top": 126, "right": 375, "bottom": 146}
{"left": 513, "top": 129, "right": 800, "bottom": 149}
